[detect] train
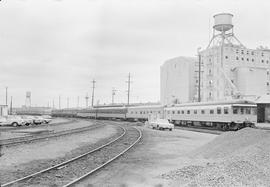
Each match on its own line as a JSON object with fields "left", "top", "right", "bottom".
{"left": 52, "top": 99, "right": 257, "bottom": 131}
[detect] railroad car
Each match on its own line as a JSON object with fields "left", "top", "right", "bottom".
{"left": 164, "top": 100, "right": 257, "bottom": 130}
{"left": 77, "top": 107, "right": 127, "bottom": 120}
{"left": 51, "top": 109, "right": 79, "bottom": 118}
{"left": 126, "top": 105, "right": 164, "bottom": 121}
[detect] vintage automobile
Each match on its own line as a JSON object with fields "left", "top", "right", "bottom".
{"left": 149, "top": 119, "right": 174, "bottom": 131}
{"left": 0, "top": 115, "right": 25, "bottom": 127}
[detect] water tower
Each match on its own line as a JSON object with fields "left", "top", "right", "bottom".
{"left": 25, "top": 91, "right": 31, "bottom": 107}
{"left": 207, "top": 13, "right": 245, "bottom": 48}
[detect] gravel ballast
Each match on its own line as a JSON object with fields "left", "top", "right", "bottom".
{"left": 163, "top": 127, "right": 270, "bottom": 186}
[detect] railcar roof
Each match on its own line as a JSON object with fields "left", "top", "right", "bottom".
{"left": 127, "top": 105, "right": 164, "bottom": 109}
{"left": 167, "top": 100, "right": 256, "bottom": 108}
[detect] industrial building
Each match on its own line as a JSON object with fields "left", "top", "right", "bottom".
{"left": 160, "top": 56, "right": 196, "bottom": 105}
{"left": 161, "top": 13, "right": 270, "bottom": 108}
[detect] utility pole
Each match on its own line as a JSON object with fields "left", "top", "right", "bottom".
{"left": 126, "top": 73, "right": 132, "bottom": 106}
{"left": 67, "top": 97, "right": 69, "bottom": 108}
{"left": 10, "top": 96, "right": 13, "bottom": 115}
{"left": 85, "top": 93, "right": 89, "bottom": 107}
{"left": 53, "top": 99, "right": 55, "bottom": 109}
{"left": 112, "top": 88, "right": 117, "bottom": 105}
{"left": 77, "top": 96, "right": 80, "bottom": 108}
{"left": 197, "top": 47, "right": 202, "bottom": 102}
{"left": 91, "top": 79, "right": 96, "bottom": 107}
{"left": 5, "top": 87, "right": 8, "bottom": 106}
{"left": 59, "top": 95, "right": 61, "bottom": 109}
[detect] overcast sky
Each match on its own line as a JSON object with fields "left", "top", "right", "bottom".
{"left": 0, "top": 0, "right": 269, "bottom": 108}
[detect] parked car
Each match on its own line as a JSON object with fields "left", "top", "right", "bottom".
{"left": 150, "top": 119, "right": 174, "bottom": 131}
{"left": 0, "top": 115, "right": 25, "bottom": 127}
{"left": 41, "top": 115, "right": 52, "bottom": 124}
{"left": 33, "top": 116, "right": 44, "bottom": 125}
{"left": 21, "top": 115, "right": 34, "bottom": 126}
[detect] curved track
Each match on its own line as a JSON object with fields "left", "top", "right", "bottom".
{"left": 0, "top": 122, "right": 105, "bottom": 147}
{"left": 2, "top": 125, "right": 142, "bottom": 187}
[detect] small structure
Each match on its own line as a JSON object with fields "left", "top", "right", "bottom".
{"left": 256, "top": 94, "right": 270, "bottom": 122}
{"left": 0, "top": 105, "right": 8, "bottom": 116}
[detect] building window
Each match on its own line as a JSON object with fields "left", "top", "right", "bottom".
{"left": 177, "top": 111, "right": 180, "bottom": 114}
{"left": 236, "top": 56, "right": 239, "bottom": 60}
{"left": 241, "top": 50, "right": 244, "bottom": 54}
{"left": 224, "top": 107, "right": 229, "bottom": 114}
{"left": 247, "top": 51, "right": 249, "bottom": 55}
{"left": 233, "top": 108, "right": 238, "bottom": 114}
{"left": 267, "top": 82, "right": 269, "bottom": 86}
{"left": 262, "top": 60, "right": 264, "bottom": 63}
{"left": 187, "top": 110, "right": 190, "bottom": 114}
{"left": 241, "top": 57, "right": 244, "bottom": 61}
{"left": 267, "top": 71, "right": 269, "bottom": 75}
{"left": 267, "top": 60, "right": 269, "bottom": 64}
{"left": 246, "top": 108, "right": 251, "bottom": 114}
{"left": 181, "top": 110, "right": 184, "bottom": 114}
{"left": 247, "top": 58, "right": 249, "bottom": 61}
{"left": 240, "top": 108, "right": 244, "bottom": 114}
{"left": 251, "top": 51, "right": 254, "bottom": 55}
{"left": 236, "top": 49, "right": 239, "bottom": 54}
{"left": 252, "top": 59, "right": 254, "bottom": 62}
{"left": 262, "top": 53, "right": 264, "bottom": 57}
{"left": 210, "top": 109, "right": 214, "bottom": 114}
{"left": 172, "top": 111, "right": 175, "bottom": 114}
{"left": 217, "top": 107, "right": 221, "bottom": 114}
{"left": 225, "top": 56, "right": 228, "bottom": 59}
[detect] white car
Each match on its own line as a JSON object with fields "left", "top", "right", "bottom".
{"left": 41, "top": 115, "right": 52, "bottom": 124}
{"left": 21, "top": 115, "right": 34, "bottom": 126}
{"left": 0, "top": 115, "right": 25, "bottom": 127}
{"left": 150, "top": 119, "right": 174, "bottom": 131}
{"left": 33, "top": 116, "right": 44, "bottom": 125}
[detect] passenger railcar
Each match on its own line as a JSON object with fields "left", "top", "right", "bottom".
{"left": 77, "top": 107, "right": 127, "bottom": 120}
{"left": 165, "top": 100, "right": 257, "bottom": 130}
{"left": 126, "top": 105, "right": 164, "bottom": 121}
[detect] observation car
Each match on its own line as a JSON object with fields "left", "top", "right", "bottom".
{"left": 165, "top": 100, "right": 257, "bottom": 131}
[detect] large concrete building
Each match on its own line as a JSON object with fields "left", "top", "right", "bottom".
{"left": 197, "top": 13, "right": 270, "bottom": 102}
{"left": 161, "top": 13, "right": 270, "bottom": 106}
{"left": 160, "top": 56, "right": 196, "bottom": 105}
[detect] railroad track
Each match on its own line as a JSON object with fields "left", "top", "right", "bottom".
{"left": 0, "top": 122, "right": 105, "bottom": 147}
{"left": 2, "top": 125, "right": 142, "bottom": 187}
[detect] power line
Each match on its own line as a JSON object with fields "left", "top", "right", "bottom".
{"left": 91, "top": 79, "right": 96, "bottom": 107}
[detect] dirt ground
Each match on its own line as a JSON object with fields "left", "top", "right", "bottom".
{"left": 79, "top": 126, "right": 217, "bottom": 187}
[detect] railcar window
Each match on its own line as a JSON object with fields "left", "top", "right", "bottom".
{"left": 233, "top": 108, "right": 238, "bottom": 114}
{"left": 201, "top": 110, "right": 205, "bottom": 114}
{"left": 177, "top": 110, "right": 180, "bottom": 114}
{"left": 187, "top": 110, "right": 190, "bottom": 114}
{"left": 217, "top": 107, "right": 221, "bottom": 114}
{"left": 246, "top": 108, "right": 251, "bottom": 114}
{"left": 194, "top": 110, "right": 197, "bottom": 114}
{"left": 240, "top": 108, "right": 244, "bottom": 114}
{"left": 224, "top": 107, "right": 229, "bottom": 114}
{"left": 210, "top": 109, "right": 214, "bottom": 114}
{"left": 172, "top": 111, "right": 175, "bottom": 114}
{"left": 140, "top": 111, "right": 142, "bottom": 114}
{"left": 252, "top": 108, "right": 257, "bottom": 115}
{"left": 181, "top": 110, "right": 184, "bottom": 114}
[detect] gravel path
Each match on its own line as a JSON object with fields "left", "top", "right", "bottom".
{"left": 0, "top": 124, "right": 120, "bottom": 184}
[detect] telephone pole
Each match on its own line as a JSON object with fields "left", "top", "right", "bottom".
{"left": 59, "top": 95, "right": 61, "bottom": 109}
{"left": 91, "top": 79, "right": 96, "bottom": 107}
{"left": 10, "top": 96, "right": 13, "bottom": 115}
{"left": 126, "top": 73, "right": 132, "bottom": 106}
{"left": 67, "top": 97, "right": 69, "bottom": 108}
{"left": 5, "top": 87, "right": 8, "bottom": 106}
{"left": 112, "top": 88, "right": 117, "bottom": 105}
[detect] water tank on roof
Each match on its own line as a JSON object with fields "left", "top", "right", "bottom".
{"left": 213, "top": 13, "right": 233, "bottom": 32}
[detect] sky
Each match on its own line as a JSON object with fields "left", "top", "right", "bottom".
{"left": 0, "top": 0, "right": 269, "bottom": 108}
